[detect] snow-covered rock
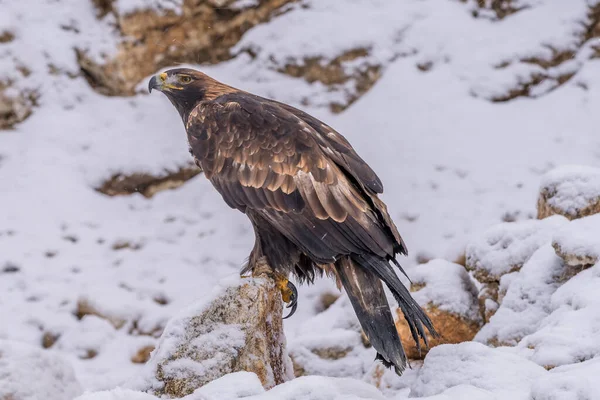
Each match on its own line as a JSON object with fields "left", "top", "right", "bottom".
{"left": 395, "top": 260, "right": 481, "bottom": 359}
{"left": 79, "top": 0, "right": 297, "bottom": 96}
{"left": 409, "top": 342, "right": 547, "bottom": 399}
{"left": 475, "top": 243, "right": 564, "bottom": 345}
{"left": 129, "top": 275, "right": 292, "bottom": 397}
{"left": 552, "top": 213, "right": 600, "bottom": 269}
{"left": 466, "top": 216, "right": 568, "bottom": 282}
{"left": 517, "top": 263, "right": 600, "bottom": 368}
{"left": 529, "top": 357, "right": 600, "bottom": 400}
{"left": 466, "top": 216, "right": 567, "bottom": 321}
{"left": 0, "top": 82, "right": 36, "bottom": 129}
{"left": 538, "top": 166, "right": 600, "bottom": 220}
{"left": 475, "top": 245, "right": 565, "bottom": 346}
{"left": 0, "top": 339, "right": 83, "bottom": 400}
{"left": 287, "top": 295, "right": 369, "bottom": 379}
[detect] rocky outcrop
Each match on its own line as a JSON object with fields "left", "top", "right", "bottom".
{"left": 486, "top": 3, "right": 600, "bottom": 102}
{"left": 465, "top": 216, "right": 568, "bottom": 322}
{"left": 279, "top": 49, "right": 381, "bottom": 113}
{"left": 0, "top": 339, "right": 83, "bottom": 400}
{"left": 131, "top": 272, "right": 292, "bottom": 397}
{"left": 394, "top": 260, "right": 482, "bottom": 359}
{"left": 537, "top": 166, "right": 600, "bottom": 220}
{"left": 96, "top": 165, "right": 200, "bottom": 198}
{"left": 79, "top": 0, "right": 296, "bottom": 96}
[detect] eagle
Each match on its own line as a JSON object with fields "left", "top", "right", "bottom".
{"left": 149, "top": 68, "right": 437, "bottom": 374}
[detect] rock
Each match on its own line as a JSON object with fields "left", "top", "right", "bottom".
{"left": 552, "top": 213, "right": 600, "bottom": 270}
{"left": 75, "top": 298, "right": 127, "bottom": 329}
{"left": 537, "top": 166, "right": 600, "bottom": 220}
{"left": 286, "top": 295, "right": 368, "bottom": 379}
{"left": 279, "top": 48, "right": 382, "bottom": 113}
{"left": 516, "top": 262, "right": 600, "bottom": 369}
{"left": 475, "top": 245, "right": 565, "bottom": 347}
{"left": 130, "top": 274, "right": 292, "bottom": 397}
{"left": 0, "top": 81, "right": 37, "bottom": 129}
{"left": 395, "top": 260, "right": 482, "bottom": 359}
{"left": 79, "top": 0, "right": 295, "bottom": 96}
{"left": 465, "top": 216, "right": 567, "bottom": 321}
{"left": 315, "top": 291, "right": 340, "bottom": 313}
{"left": 466, "top": 216, "right": 568, "bottom": 283}
{"left": 41, "top": 331, "right": 60, "bottom": 349}
{"left": 289, "top": 327, "right": 364, "bottom": 378}
{"left": 132, "top": 345, "right": 156, "bottom": 364}
{"left": 0, "top": 339, "right": 83, "bottom": 400}
{"left": 96, "top": 165, "right": 200, "bottom": 198}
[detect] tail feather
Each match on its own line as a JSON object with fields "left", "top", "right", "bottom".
{"left": 334, "top": 257, "right": 407, "bottom": 374}
{"left": 354, "top": 254, "right": 438, "bottom": 353}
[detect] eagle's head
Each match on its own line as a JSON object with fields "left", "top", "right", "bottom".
{"left": 148, "top": 68, "right": 232, "bottom": 119}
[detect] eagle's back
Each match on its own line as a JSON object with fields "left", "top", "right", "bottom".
{"left": 185, "top": 92, "right": 406, "bottom": 260}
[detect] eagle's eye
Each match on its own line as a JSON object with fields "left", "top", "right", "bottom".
{"left": 178, "top": 75, "right": 192, "bottom": 84}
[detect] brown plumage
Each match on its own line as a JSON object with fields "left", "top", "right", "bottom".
{"left": 149, "top": 68, "right": 438, "bottom": 375}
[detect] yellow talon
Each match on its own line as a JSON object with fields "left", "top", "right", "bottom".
{"left": 278, "top": 278, "right": 292, "bottom": 303}
{"left": 276, "top": 277, "right": 298, "bottom": 319}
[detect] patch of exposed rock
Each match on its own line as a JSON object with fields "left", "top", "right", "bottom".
{"left": 79, "top": 0, "right": 296, "bottom": 96}
{"left": 489, "top": 3, "right": 600, "bottom": 102}
{"left": 0, "top": 339, "right": 83, "bottom": 400}
{"left": 394, "top": 260, "right": 482, "bottom": 359}
{"left": 467, "top": 0, "right": 529, "bottom": 20}
{"left": 96, "top": 164, "right": 200, "bottom": 198}
{"left": 0, "top": 81, "right": 38, "bottom": 129}
{"left": 465, "top": 216, "right": 568, "bottom": 322}
{"left": 130, "top": 273, "right": 292, "bottom": 397}
{"left": 75, "top": 297, "right": 127, "bottom": 329}
{"left": 537, "top": 165, "right": 600, "bottom": 220}
{"left": 279, "top": 48, "right": 381, "bottom": 113}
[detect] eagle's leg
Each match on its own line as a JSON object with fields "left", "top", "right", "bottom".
{"left": 251, "top": 264, "right": 298, "bottom": 319}
{"left": 246, "top": 215, "right": 299, "bottom": 318}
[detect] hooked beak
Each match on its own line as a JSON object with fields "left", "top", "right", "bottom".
{"left": 148, "top": 72, "right": 168, "bottom": 93}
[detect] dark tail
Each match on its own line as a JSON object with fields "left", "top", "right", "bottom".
{"left": 335, "top": 255, "right": 438, "bottom": 375}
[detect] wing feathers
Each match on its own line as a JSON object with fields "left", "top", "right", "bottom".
{"left": 186, "top": 93, "right": 404, "bottom": 263}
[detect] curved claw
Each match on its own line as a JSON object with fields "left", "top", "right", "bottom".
{"left": 283, "top": 281, "right": 298, "bottom": 319}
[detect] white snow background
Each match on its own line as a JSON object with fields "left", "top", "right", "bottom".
{"left": 2, "top": 0, "right": 600, "bottom": 399}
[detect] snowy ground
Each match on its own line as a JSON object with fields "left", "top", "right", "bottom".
{"left": 2, "top": 0, "right": 600, "bottom": 398}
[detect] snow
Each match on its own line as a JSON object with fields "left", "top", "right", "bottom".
{"left": 475, "top": 245, "right": 565, "bottom": 346}
{"left": 552, "top": 213, "right": 600, "bottom": 266}
{"left": 114, "top": 0, "right": 183, "bottom": 16}
{"left": 76, "top": 388, "right": 158, "bottom": 400}
{"left": 3, "top": 0, "right": 600, "bottom": 398}
{"left": 79, "top": 373, "right": 387, "bottom": 400}
{"left": 466, "top": 215, "right": 568, "bottom": 280}
{"left": 409, "top": 342, "right": 547, "bottom": 399}
{"left": 530, "top": 357, "right": 600, "bottom": 400}
{"left": 539, "top": 165, "right": 600, "bottom": 218}
{"left": 410, "top": 259, "right": 480, "bottom": 321}
{"left": 518, "top": 263, "right": 600, "bottom": 368}
{"left": 0, "top": 339, "right": 83, "bottom": 400}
